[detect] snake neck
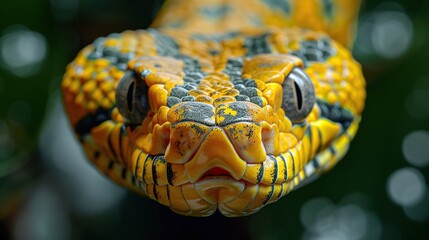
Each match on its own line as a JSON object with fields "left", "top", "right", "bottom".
{"left": 151, "top": 0, "right": 361, "bottom": 48}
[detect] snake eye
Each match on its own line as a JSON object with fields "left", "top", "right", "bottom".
{"left": 281, "top": 68, "right": 315, "bottom": 123}
{"left": 115, "top": 70, "right": 149, "bottom": 124}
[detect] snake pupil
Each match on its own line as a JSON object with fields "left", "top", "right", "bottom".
{"left": 294, "top": 81, "right": 303, "bottom": 110}
{"left": 115, "top": 70, "right": 150, "bottom": 124}
{"left": 127, "top": 81, "right": 135, "bottom": 112}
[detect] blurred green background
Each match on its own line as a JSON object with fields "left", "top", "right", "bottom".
{"left": 1, "top": 0, "right": 428, "bottom": 239}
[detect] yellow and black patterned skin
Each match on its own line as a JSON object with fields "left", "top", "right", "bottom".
{"left": 62, "top": 0, "right": 365, "bottom": 217}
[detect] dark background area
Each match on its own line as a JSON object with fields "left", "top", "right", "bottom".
{"left": 1, "top": 0, "right": 429, "bottom": 239}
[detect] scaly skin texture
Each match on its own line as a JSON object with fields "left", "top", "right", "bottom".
{"left": 62, "top": 0, "right": 365, "bottom": 217}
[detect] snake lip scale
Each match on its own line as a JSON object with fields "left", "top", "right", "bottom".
{"left": 62, "top": 0, "right": 365, "bottom": 217}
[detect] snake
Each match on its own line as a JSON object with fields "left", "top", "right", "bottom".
{"left": 62, "top": 0, "right": 366, "bottom": 217}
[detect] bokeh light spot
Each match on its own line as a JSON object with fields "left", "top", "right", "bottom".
{"left": 402, "top": 130, "right": 429, "bottom": 167}
{"left": 300, "top": 197, "right": 334, "bottom": 232}
{"left": 301, "top": 197, "right": 381, "bottom": 240}
{"left": 0, "top": 25, "right": 47, "bottom": 77}
{"left": 365, "top": 212, "right": 382, "bottom": 240}
{"left": 355, "top": 21, "right": 375, "bottom": 55}
{"left": 355, "top": 3, "right": 412, "bottom": 60}
{"left": 387, "top": 167, "right": 426, "bottom": 207}
{"left": 403, "top": 186, "right": 429, "bottom": 222}
{"left": 372, "top": 12, "right": 412, "bottom": 59}
{"left": 337, "top": 205, "right": 367, "bottom": 239}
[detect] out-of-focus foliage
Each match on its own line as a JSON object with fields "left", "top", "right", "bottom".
{"left": 1, "top": 0, "right": 428, "bottom": 239}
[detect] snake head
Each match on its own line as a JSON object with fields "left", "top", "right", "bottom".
{"left": 63, "top": 29, "right": 365, "bottom": 217}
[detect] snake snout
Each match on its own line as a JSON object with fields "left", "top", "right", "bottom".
{"left": 183, "top": 127, "right": 247, "bottom": 183}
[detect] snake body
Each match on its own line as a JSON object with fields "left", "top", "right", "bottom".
{"left": 62, "top": 0, "right": 365, "bottom": 217}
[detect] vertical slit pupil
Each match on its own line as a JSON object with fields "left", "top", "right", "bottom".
{"left": 294, "top": 81, "right": 303, "bottom": 110}
{"left": 127, "top": 81, "right": 135, "bottom": 111}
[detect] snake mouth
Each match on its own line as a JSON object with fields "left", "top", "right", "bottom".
{"left": 162, "top": 150, "right": 295, "bottom": 187}
{"left": 202, "top": 167, "right": 232, "bottom": 177}
{"left": 167, "top": 169, "right": 291, "bottom": 217}
{"left": 195, "top": 176, "right": 246, "bottom": 204}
